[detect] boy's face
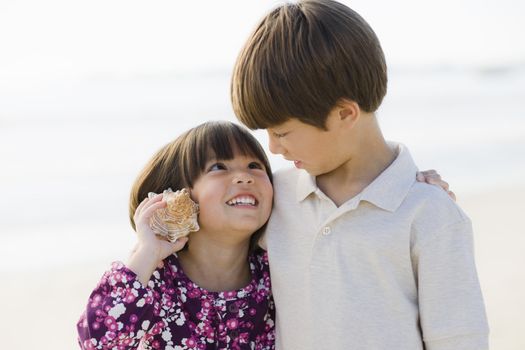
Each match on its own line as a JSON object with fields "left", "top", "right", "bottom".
{"left": 266, "top": 110, "right": 350, "bottom": 177}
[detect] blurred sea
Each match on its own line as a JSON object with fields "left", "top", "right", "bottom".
{"left": 1, "top": 65, "right": 524, "bottom": 271}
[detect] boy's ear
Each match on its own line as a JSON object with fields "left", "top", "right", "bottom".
{"left": 337, "top": 99, "right": 360, "bottom": 125}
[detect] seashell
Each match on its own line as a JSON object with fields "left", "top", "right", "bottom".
{"left": 148, "top": 188, "right": 199, "bottom": 242}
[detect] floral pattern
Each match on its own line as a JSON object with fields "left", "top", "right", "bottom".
{"left": 77, "top": 251, "right": 275, "bottom": 349}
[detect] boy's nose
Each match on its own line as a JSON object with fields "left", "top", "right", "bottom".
{"left": 268, "top": 134, "right": 284, "bottom": 155}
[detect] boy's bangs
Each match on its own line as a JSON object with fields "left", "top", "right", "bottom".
{"left": 233, "top": 76, "right": 291, "bottom": 130}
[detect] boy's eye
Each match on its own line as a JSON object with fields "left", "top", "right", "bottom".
{"left": 208, "top": 163, "right": 226, "bottom": 171}
{"left": 272, "top": 131, "right": 287, "bottom": 138}
{"left": 248, "top": 161, "right": 264, "bottom": 170}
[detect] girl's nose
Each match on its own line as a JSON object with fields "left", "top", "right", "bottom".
{"left": 233, "top": 173, "right": 254, "bottom": 184}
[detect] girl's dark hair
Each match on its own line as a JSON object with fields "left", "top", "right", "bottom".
{"left": 129, "top": 121, "right": 273, "bottom": 252}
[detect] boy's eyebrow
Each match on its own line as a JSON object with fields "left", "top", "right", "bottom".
{"left": 269, "top": 119, "right": 292, "bottom": 129}
{"left": 267, "top": 126, "right": 285, "bottom": 132}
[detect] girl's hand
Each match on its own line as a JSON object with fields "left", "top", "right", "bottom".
{"left": 416, "top": 169, "right": 456, "bottom": 201}
{"left": 134, "top": 193, "right": 188, "bottom": 259}
{"left": 127, "top": 194, "right": 188, "bottom": 285}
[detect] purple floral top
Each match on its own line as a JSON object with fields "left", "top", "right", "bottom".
{"left": 77, "top": 251, "right": 275, "bottom": 350}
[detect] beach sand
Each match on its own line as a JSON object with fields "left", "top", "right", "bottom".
{"left": 1, "top": 186, "right": 523, "bottom": 349}
{"left": 458, "top": 186, "right": 525, "bottom": 350}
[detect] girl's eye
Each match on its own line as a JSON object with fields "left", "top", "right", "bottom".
{"left": 208, "top": 163, "right": 226, "bottom": 171}
{"left": 248, "top": 162, "right": 264, "bottom": 170}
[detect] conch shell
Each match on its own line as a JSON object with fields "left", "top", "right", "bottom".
{"left": 148, "top": 188, "right": 200, "bottom": 242}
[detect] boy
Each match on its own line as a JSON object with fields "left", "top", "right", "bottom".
{"left": 231, "top": 1, "right": 489, "bottom": 349}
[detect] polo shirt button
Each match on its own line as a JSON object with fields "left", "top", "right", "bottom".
{"left": 322, "top": 226, "right": 331, "bottom": 235}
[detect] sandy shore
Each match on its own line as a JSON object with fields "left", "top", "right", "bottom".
{"left": 458, "top": 186, "right": 525, "bottom": 350}
{"left": 1, "top": 186, "right": 523, "bottom": 349}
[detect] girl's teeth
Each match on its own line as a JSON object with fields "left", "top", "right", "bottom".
{"left": 227, "top": 196, "right": 256, "bottom": 206}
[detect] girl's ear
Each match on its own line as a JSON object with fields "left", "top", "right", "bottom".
{"left": 188, "top": 187, "right": 198, "bottom": 203}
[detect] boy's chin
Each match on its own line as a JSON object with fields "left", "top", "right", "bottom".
{"left": 301, "top": 167, "right": 324, "bottom": 177}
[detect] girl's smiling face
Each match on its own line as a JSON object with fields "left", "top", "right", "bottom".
{"left": 190, "top": 151, "right": 273, "bottom": 240}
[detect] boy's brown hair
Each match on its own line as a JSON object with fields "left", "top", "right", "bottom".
{"left": 129, "top": 121, "right": 273, "bottom": 251}
{"left": 231, "top": 0, "right": 387, "bottom": 130}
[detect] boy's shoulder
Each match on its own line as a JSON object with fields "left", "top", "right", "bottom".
{"left": 411, "top": 180, "right": 467, "bottom": 215}
{"left": 405, "top": 180, "right": 471, "bottom": 234}
{"left": 372, "top": 142, "right": 470, "bottom": 229}
{"left": 270, "top": 161, "right": 470, "bottom": 231}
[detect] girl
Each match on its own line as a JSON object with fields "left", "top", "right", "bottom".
{"left": 77, "top": 121, "right": 275, "bottom": 349}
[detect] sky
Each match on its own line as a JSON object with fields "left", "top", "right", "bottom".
{"left": 0, "top": 0, "right": 524, "bottom": 83}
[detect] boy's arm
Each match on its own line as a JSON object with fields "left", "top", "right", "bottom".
{"left": 414, "top": 219, "right": 489, "bottom": 350}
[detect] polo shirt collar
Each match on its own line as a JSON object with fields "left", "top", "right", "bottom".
{"left": 359, "top": 142, "right": 418, "bottom": 212}
{"left": 295, "top": 142, "right": 418, "bottom": 212}
{"left": 296, "top": 169, "right": 318, "bottom": 202}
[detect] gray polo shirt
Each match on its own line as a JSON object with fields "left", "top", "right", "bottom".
{"left": 264, "top": 143, "right": 489, "bottom": 350}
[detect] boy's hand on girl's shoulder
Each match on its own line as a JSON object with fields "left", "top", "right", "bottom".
{"left": 416, "top": 169, "right": 456, "bottom": 201}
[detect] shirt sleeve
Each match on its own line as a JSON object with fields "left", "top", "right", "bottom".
{"left": 413, "top": 220, "right": 489, "bottom": 350}
{"left": 77, "top": 261, "right": 165, "bottom": 350}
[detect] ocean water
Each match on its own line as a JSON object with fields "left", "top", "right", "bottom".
{"left": 1, "top": 67, "right": 524, "bottom": 270}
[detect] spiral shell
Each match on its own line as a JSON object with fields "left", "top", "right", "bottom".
{"left": 148, "top": 188, "right": 200, "bottom": 242}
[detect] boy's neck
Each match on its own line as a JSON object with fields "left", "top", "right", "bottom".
{"left": 316, "top": 125, "right": 396, "bottom": 207}
{"left": 177, "top": 233, "right": 252, "bottom": 292}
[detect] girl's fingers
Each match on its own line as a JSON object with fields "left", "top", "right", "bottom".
{"left": 138, "top": 199, "right": 166, "bottom": 222}
{"left": 428, "top": 178, "right": 449, "bottom": 191}
{"left": 439, "top": 180, "right": 449, "bottom": 191}
{"left": 134, "top": 194, "right": 163, "bottom": 221}
{"left": 134, "top": 198, "right": 148, "bottom": 220}
{"left": 170, "top": 237, "right": 189, "bottom": 253}
{"left": 417, "top": 171, "right": 445, "bottom": 185}
{"left": 142, "top": 193, "right": 164, "bottom": 211}
{"left": 135, "top": 195, "right": 153, "bottom": 215}
{"left": 417, "top": 170, "right": 440, "bottom": 182}
{"left": 447, "top": 190, "right": 457, "bottom": 202}
{"left": 423, "top": 173, "right": 442, "bottom": 182}
{"left": 416, "top": 171, "right": 452, "bottom": 194}
{"left": 420, "top": 169, "right": 437, "bottom": 176}
{"left": 150, "top": 237, "right": 189, "bottom": 261}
